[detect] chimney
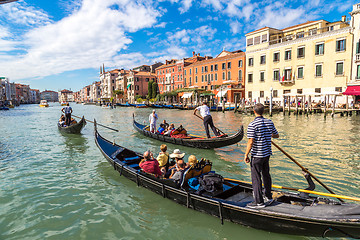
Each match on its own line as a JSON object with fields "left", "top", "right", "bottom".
{"left": 197, "top": 53, "right": 200, "bottom": 56}
{"left": 342, "top": 15, "right": 346, "bottom": 22}
{"left": 192, "top": 51, "right": 195, "bottom": 56}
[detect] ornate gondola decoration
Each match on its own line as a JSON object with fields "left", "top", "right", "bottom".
{"left": 58, "top": 116, "right": 86, "bottom": 134}
{"left": 132, "top": 114, "right": 243, "bottom": 149}
{"left": 94, "top": 122, "right": 360, "bottom": 238}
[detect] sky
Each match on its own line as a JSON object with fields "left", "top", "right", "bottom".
{"left": 0, "top": 0, "right": 355, "bottom": 92}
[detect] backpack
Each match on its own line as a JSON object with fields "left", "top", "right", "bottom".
{"left": 198, "top": 172, "right": 224, "bottom": 193}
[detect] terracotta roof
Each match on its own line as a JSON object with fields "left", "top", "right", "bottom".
{"left": 185, "top": 51, "right": 245, "bottom": 67}
{"left": 246, "top": 27, "right": 270, "bottom": 35}
{"left": 281, "top": 21, "right": 318, "bottom": 31}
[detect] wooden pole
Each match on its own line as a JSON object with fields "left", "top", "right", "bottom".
{"left": 295, "top": 95, "right": 298, "bottom": 115}
{"left": 288, "top": 96, "right": 291, "bottom": 115}
{"left": 332, "top": 95, "right": 336, "bottom": 117}
{"left": 282, "top": 95, "right": 285, "bottom": 115}
{"left": 346, "top": 95, "right": 349, "bottom": 116}
{"left": 234, "top": 94, "right": 238, "bottom": 113}
{"left": 324, "top": 94, "right": 327, "bottom": 118}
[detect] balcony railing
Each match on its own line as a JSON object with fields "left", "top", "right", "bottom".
{"left": 279, "top": 79, "right": 295, "bottom": 84}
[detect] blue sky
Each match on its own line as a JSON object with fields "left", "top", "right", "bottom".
{"left": 0, "top": 0, "right": 354, "bottom": 91}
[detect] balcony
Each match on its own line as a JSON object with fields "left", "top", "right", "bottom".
{"left": 355, "top": 53, "right": 360, "bottom": 62}
{"left": 279, "top": 79, "right": 295, "bottom": 85}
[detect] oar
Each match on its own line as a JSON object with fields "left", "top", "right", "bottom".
{"left": 194, "top": 113, "right": 226, "bottom": 135}
{"left": 271, "top": 140, "right": 344, "bottom": 203}
{"left": 224, "top": 178, "right": 360, "bottom": 202}
{"left": 73, "top": 115, "right": 119, "bottom": 132}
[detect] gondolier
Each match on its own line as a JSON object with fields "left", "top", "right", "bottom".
{"left": 244, "top": 103, "right": 279, "bottom": 209}
{"left": 194, "top": 101, "right": 219, "bottom": 138}
{"left": 149, "top": 109, "right": 158, "bottom": 133}
{"left": 61, "top": 103, "right": 72, "bottom": 126}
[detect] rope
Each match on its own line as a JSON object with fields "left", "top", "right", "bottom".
{"left": 322, "top": 227, "right": 360, "bottom": 239}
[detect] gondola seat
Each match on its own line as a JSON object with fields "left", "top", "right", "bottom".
{"left": 180, "top": 162, "right": 212, "bottom": 189}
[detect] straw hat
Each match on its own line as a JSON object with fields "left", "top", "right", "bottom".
{"left": 170, "top": 149, "right": 185, "bottom": 159}
{"left": 188, "top": 155, "right": 198, "bottom": 166}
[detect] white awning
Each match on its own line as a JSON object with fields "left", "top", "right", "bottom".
{"left": 216, "top": 90, "right": 228, "bottom": 97}
{"left": 182, "top": 92, "right": 193, "bottom": 98}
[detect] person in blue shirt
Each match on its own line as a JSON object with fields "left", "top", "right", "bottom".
{"left": 61, "top": 103, "right": 73, "bottom": 126}
{"left": 244, "top": 103, "right": 279, "bottom": 209}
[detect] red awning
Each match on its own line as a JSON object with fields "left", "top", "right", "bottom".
{"left": 343, "top": 85, "right": 360, "bottom": 95}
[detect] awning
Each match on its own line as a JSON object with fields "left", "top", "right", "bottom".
{"left": 127, "top": 84, "right": 131, "bottom": 89}
{"left": 200, "top": 92, "right": 215, "bottom": 97}
{"left": 182, "top": 92, "right": 193, "bottom": 98}
{"left": 216, "top": 90, "right": 228, "bottom": 97}
{"left": 343, "top": 85, "right": 360, "bottom": 95}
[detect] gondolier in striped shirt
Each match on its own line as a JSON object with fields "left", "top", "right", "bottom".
{"left": 244, "top": 103, "right": 279, "bottom": 209}
{"left": 61, "top": 103, "right": 73, "bottom": 126}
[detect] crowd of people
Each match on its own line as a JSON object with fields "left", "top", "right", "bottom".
{"left": 149, "top": 110, "right": 187, "bottom": 137}
{"left": 139, "top": 144, "right": 199, "bottom": 182}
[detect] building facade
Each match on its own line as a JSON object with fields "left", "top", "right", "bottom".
{"left": 115, "top": 70, "right": 130, "bottom": 103}
{"left": 100, "top": 69, "right": 120, "bottom": 100}
{"left": 58, "top": 89, "right": 74, "bottom": 102}
{"left": 0, "top": 77, "right": 16, "bottom": 102}
{"left": 127, "top": 71, "right": 156, "bottom": 103}
{"left": 29, "top": 89, "right": 40, "bottom": 104}
{"left": 89, "top": 81, "right": 101, "bottom": 103}
{"left": 348, "top": 3, "right": 360, "bottom": 102}
{"left": 15, "top": 84, "right": 30, "bottom": 103}
{"left": 41, "top": 90, "right": 58, "bottom": 102}
{"left": 184, "top": 50, "right": 246, "bottom": 103}
{"left": 245, "top": 17, "right": 351, "bottom": 104}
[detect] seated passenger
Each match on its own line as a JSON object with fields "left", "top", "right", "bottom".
{"left": 164, "top": 123, "right": 175, "bottom": 136}
{"left": 165, "top": 149, "right": 185, "bottom": 178}
{"left": 169, "top": 159, "right": 186, "bottom": 181}
{"left": 139, "top": 150, "right": 163, "bottom": 177}
{"left": 156, "top": 144, "right": 169, "bottom": 173}
{"left": 187, "top": 155, "right": 198, "bottom": 168}
{"left": 157, "top": 126, "right": 165, "bottom": 134}
{"left": 59, "top": 115, "right": 66, "bottom": 126}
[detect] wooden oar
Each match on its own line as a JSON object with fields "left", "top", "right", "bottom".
{"left": 73, "top": 115, "right": 119, "bottom": 132}
{"left": 224, "top": 178, "right": 360, "bottom": 202}
{"left": 271, "top": 140, "right": 344, "bottom": 203}
{"left": 194, "top": 113, "right": 226, "bottom": 135}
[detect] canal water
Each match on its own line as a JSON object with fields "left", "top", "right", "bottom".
{"left": 0, "top": 104, "right": 359, "bottom": 240}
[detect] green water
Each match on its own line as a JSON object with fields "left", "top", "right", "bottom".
{"left": 0, "top": 104, "right": 359, "bottom": 240}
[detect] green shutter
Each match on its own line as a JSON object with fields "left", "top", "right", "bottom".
{"left": 357, "top": 42, "right": 359, "bottom": 54}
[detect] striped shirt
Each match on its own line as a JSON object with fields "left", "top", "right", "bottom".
{"left": 247, "top": 116, "right": 278, "bottom": 158}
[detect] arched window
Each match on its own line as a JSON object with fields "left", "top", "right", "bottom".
{"left": 228, "top": 71, "right": 231, "bottom": 80}
{"left": 238, "top": 70, "right": 242, "bottom": 80}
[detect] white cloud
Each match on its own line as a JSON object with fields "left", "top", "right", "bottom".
{"left": 0, "top": 0, "right": 161, "bottom": 80}
{"left": 168, "top": 29, "right": 190, "bottom": 43}
{"left": 230, "top": 20, "right": 241, "bottom": 34}
{"left": 0, "top": 2, "right": 52, "bottom": 26}
{"left": 179, "top": 0, "right": 193, "bottom": 13}
{"left": 201, "top": 0, "right": 223, "bottom": 11}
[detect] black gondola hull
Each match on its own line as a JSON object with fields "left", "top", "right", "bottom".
{"left": 95, "top": 127, "right": 360, "bottom": 238}
{"left": 133, "top": 117, "right": 243, "bottom": 149}
{"left": 58, "top": 116, "right": 86, "bottom": 134}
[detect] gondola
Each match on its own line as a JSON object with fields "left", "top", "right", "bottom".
{"left": 94, "top": 123, "right": 360, "bottom": 238}
{"left": 58, "top": 116, "right": 86, "bottom": 134}
{"left": 133, "top": 115, "right": 243, "bottom": 149}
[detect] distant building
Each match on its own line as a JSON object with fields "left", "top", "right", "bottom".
{"left": 184, "top": 50, "right": 246, "bottom": 103}
{"left": 127, "top": 70, "right": 156, "bottom": 103}
{"left": 100, "top": 68, "right": 120, "bottom": 101}
{"left": 29, "top": 89, "right": 41, "bottom": 104}
{"left": 156, "top": 52, "right": 206, "bottom": 94}
{"left": 41, "top": 90, "right": 58, "bottom": 102}
{"left": 15, "top": 84, "right": 30, "bottom": 103}
{"left": 0, "top": 77, "right": 16, "bottom": 102}
{"left": 115, "top": 70, "right": 130, "bottom": 103}
{"left": 89, "top": 81, "right": 101, "bottom": 103}
{"left": 58, "top": 89, "right": 74, "bottom": 102}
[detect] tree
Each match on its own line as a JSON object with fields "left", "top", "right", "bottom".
{"left": 152, "top": 82, "right": 158, "bottom": 99}
{"left": 147, "top": 80, "right": 153, "bottom": 99}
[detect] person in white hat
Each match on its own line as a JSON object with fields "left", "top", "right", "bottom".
{"left": 165, "top": 149, "right": 185, "bottom": 178}
{"left": 149, "top": 109, "right": 158, "bottom": 133}
{"left": 169, "top": 149, "right": 185, "bottom": 159}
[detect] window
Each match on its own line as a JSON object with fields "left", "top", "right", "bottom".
{"left": 214, "top": 64, "right": 218, "bottom": 71}
{"left": 238, "top": 60, "right": 243, "bottom": 67}
{"left": 297, "top": 89, "right": 303, "bottom": 94}
{"left": 205, "top": 75, "right": 207, "bottom": 81}
{"left": 195, "top": 68, "right": 198, "bottom": 74}
{"left": 202, "top": 67, "right": 204, "bottom": 73}
{"left": 173, "top": 68, "right": 175, "bottom": 72}
{"left": 222, "top": 63, "right": 226, "bottom": 70}
{"left": 248, "top": 58, "right": 254, "bottom": 66}
{"left": 189, "top": 77, "right": 192, "bottom": 84}
{"left": 284, "top": 69, "right": 292, "bottom": 80}
{"left": 335, "top": 87, "right": 342, "bottom": 92}
{"left": 297, "top": 46, "right": 305, "bottom": 58}
{"left": 248, "top": 73, "right": 253, "bottom": 83}
{"left": 315, "top": 88, "right": 321, "bottom": 93}
{"left": 248, "top": 91, "right": 252, "bottom": 98}
{"left": 297, "top": 67, "right": 304, "bottom": 79}
{"left": 273, "top": 90, "right": 278, "bottom": 97}
{"left": 328, "top": 26, "right": 334, "bottom": 31}
{"left": 222, "top": 72, "right": 225, "bottom": 80}
{"left": 211, "top": 74, "right": 213, "bottom": 81}
{"left": 315, "top": 64, "right": 322, "bottom": 77}
{"left": 309, "top": 28, "right": 317, "bottom": 35}
{"left": 260, "top": 71, "right": 265, "bottom": 82}
{"left": 211, "top": 65, "right": 213, "bottom": 71}
{"left": 273, "top": 70, "right": 280, "bottom": 81}
{"left": 260, "top": 55, "right": 266, "bottom": 64}
{"left": 135, "top": 85, "right": 139, "bottom": 90}
{"left": 336, "top": 39, "right": 346, "bottom": 52}
{"left": 336, "top": 62, "right": 344, "bottom": 76}
{"left": 195, "top": 76, "right": 198, "bottom": 83}
{"left": 145, "top": 78, "right": 149, "bottom": 82}
{"left": 247, "top": 38, "right": 253, "bottom": 46}
{"left": 228, "top": 62, "right": 231, "bottom": 69}
{"left": 238, "top": 70, "right": 242, "bottom": 81}
{"left": 189, "top": 69, "right": 192, "bottom": 74}
{"left": 315, "top": 43, "right": 324, "bottom": 55}
{"left": 184, "top": 78, "right": 186, "bottom": 86}
{"left": 184, "top": 70, "right": 186, "bottom": 75}
{"left": 273, "top": 52, "right": 280, "bottom": 62}
{"left": 262, "top": 34, "right": 268, "bottom": 43}
{"left": 215, "top": 73, "right": 217, "bottom": 81}
{"left": 254, "top": 36, "right": 260, "bottom": 45}
{"left": 201, "top": 75, "right": 204, "bottom": 82}
{"left": 285, "top": 50, "right": 291, "bottom": 60}
{"left": 357, "top": 65, "right": 360, "bottom": 79}
{"left": 296, "top": 31, "right": 304, "bottom": 38}
{"left": 228, "top": 71, "right": 231, "bottom": 80}
{"left": 283, "top": 90, "right": 291, "bottom": 94}
{"left": 260, "top": 91, "right": 264, "bottom": 98}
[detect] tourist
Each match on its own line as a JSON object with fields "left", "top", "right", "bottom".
{"left": 156, "top": 144, "right": 170, "bottom": 173}
{"left": 187, "top": 155, "right": 198, "bottom": 168}
{"left": 193, "top": 101, "right": 219, "bottom": 138}
{"left": 149, "top": 109, "right": 158, "bottom": 133}
{"left": 243, "top": 103, "right": 279, "bottom": 209}
{"left": 164, "top": 123, "right": 175, "bottom": 136}
{"left": 61, "top": 103, "right": 72, "bottom": 126}
{"left": 160, "top": 119, "right": 169, "bottom": 129}
{"left": 165, "top": 149, "right": 185, "bottom": 178}
{"left": 139, "top": 150, "right": 162, "bottom": 177}
{"left": 59, "top": 115, "right": 65, "bottom": 126}
{"left": 169, "top": 159, "right": 186, "bottom": 181}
